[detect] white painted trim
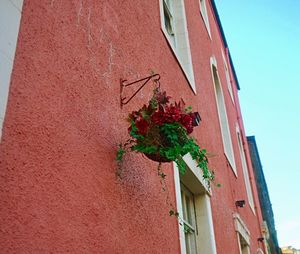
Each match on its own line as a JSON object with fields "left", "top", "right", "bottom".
{"left": 174, "top": 164, "right": 187, "bottom": 254}
{"left": 261, "top": 221, "right": 269, "bottom": 240}
{"left": 159, "top": 0, "right": 197, "bottom": 93}
{"left": 199, "top": 0, "right": 211, "bottom": 39}
{"left": 195, "top": 194, "right": 217, "bottom": 254}
{"left": 182, "top": 153, "right": 211, "bottom": 194}
{"left": 236, "top": 124, "right": 255, "bottom": 214}
{"left": 256, "top": 248, "right": 264, "bottom": 254}
{"left": 221, "top": 48, "right": 235, "bottom": 104}
{"left": 237, "top": 233, "right": 251, "bottom": 254}
{"left": 173, "top": 156, "right": 217, "bottom": 254}
{"left": 233, "top": 213, "right": 251, "bottom": 246}
{"left": 210, "top": 56, "right": 237, "bottom": 175}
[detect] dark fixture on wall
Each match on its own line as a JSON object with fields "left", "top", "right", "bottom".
{"left": 120, "top": 74, "right": 202, "bottom": 128}
{"left": 257, "top": 237, "right": 264, "bottom": 242}
{"left": 191, "top": 112, "right": 201, "bottom": 126}
{"left": 120, "top": 73, "right": 161, "bottom": 108}
{"left": 235, "top": 200, "right": 246, "bottom": 208}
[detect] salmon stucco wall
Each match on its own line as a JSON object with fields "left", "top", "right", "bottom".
{"left": 0, "top": 1, "right": 182, "bottom": 253}
{"left": 0, "top": 0, "right": 265, "bottom": 253}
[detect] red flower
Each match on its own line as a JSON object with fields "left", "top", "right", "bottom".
{"left": 135, "top": 118, "right": 149, "bottom": 135}
{"left": 151, "top": 111, "right": 165, "bottom": 125}
{"left": 155, "top": 91, "right": 171, "bottom": 105}
{"left": 180, "top": 114, "right": 194, "bottom": 134}
{"left": 165, "top": 105, "right": 181, "bottom": 122}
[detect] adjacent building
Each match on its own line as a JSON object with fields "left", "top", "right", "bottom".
{"left": 0, "top": 1, "right": 270, "bottom": 253}
{"left": 281, "top": 246, "right": 300, "bottom": 254}
{"left": 247, "top": 136, "right": 281, "bottom": 254}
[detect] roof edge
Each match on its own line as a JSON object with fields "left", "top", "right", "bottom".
{"left": 210, "top": 0, "right": 241, "bottom": 90}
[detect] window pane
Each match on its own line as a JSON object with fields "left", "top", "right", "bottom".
{"left": 181, "top": 183, "right": 197, "bottom": 254}
{"left": 163, "top": 1, "right": 174, "bottom": 36}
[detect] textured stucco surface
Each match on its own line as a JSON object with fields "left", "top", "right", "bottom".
{"left": 0, "top": 0, "right": 265, "bottom": 253}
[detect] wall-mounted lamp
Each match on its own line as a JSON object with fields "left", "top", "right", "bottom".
{"left": 235, "top": 200, "right": 246, "bottom": 208}
{"left": 191, "top": 112, "right": 201, "bottom": 126}
{"left": 257, "top": 237, "right": 264, "bottom": 242}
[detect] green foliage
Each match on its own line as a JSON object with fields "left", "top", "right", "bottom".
{"left": 116, "top": 144, "right": 125, "bottom": 161}
{"left": 175, "top": 157, "right": 186, "bottom": 175}
{"left": 115, "top": 88, "right": 220, "bottom": 223}
{"left": 117, "top": 89, "right": 216, "bottom": 186}
{"left": 129, "top": 120, "right": 214, "bottom": 183}
{"left": 185, "top": 105, "right": 192, "bottom": 113}
{"left": 132, "top": 143, "right": 157, "bottom": 154}
{"left": 129, "top": 120, "right": 145, "bottom": 140}
{"left": 149, "top": 89, "right": 159, "bottom": 110}
{"left": 116, "top": 121, "right": 214, "bottom": 184}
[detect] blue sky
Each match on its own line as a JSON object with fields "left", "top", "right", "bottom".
{"left": 215, "top": 0, "right": 300, "bottom": 249}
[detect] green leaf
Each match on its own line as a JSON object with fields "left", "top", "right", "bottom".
{"left": 116, "top": 144, "right": 125, "bottom": 161}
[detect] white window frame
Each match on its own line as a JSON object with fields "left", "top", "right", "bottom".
{"left": 256, "top": 248, "right": 265, "bottom": 254}
{"left": 221, "top": 48, "right": 234, "bottom": 104}
{"left": 162, "top": 0, "right": 176, "bottom": 43}
{"left": 174, "top": 153, "right": 217, "bottom": 254}
{"left": 210, "top": 56, "right": 237, "bottom": 175}
{"left": 236, "top": 124, "right": 255, "bottom": 213}
{"left": 0, "top": 0, "right": 24, "bottom": 140}
{"left": 233, "top": 213, "right": 251, "bottom": 254}
{"left": 181, "top": 183, "right": 198, "bottom": 254}
{"left": 238, "top": 233, "right": 251, "bottom": 254}
{"left": 199, "top": 0, "right": 211, "bottom": 39}
{"left": 159, "top": 0, "right": 197, "bottom": 93}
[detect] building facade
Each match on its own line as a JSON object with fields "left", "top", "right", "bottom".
{"left": 281, "top": 246, "right": 300, "bottom": 254}
{"left": 247, "top": 136, "right": 282, "bottom": 254}
{"left": 0, "top": 0, "right": 267, "bottom": 253}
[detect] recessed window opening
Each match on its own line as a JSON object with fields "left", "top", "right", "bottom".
{"left": 233, "top": 213, "right": 251, "bottom": 254}
{"left": 211, "top": 62, "right": 236, "bottom": 174}
{"left": 174, "top": 154, "right": 217, "bottom": 254}
{"left": 238, "top": 233, "right": 250, "bottom": 254}
{"left": 181, "top": 183, "right": 198, "bottom": 254}
{"left": 236, "top": 125, "right": 255, "bottom": 213}
{"left": 221, "top": 49, "right": 234, "bottom": 103}
{"left": 159, "top": 0, "right": 196, "bottom": 92}
{"left": 163, "top": 1, "right": 174, "bottom": 35}
{"left": 199, "top": 0, "right": 211, "bottom": 38}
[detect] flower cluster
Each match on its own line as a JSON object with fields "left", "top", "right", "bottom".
{"left": 117, "top": 87, "right": 216, "bottom": 219}
{"left": 119, "top": 88, "right": 214, "bottom": 185}
{"left": 128, "top": 89, "right": 196, "bottom": 137}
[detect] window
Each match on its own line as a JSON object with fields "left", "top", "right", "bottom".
{"left": 199, "top": 0, "right": 211, "bottom": 38}
{"left": 163, "top": 1, "right": 174, "bottom": 35}
{"left": 236, "top": 124, "right": 255, "bottom": 213}
{"left": 238, "top": 233, "right": 251, "bottom": 254}
{"left": 160, "top": 0, "right": 196, "bottom": 93}
{"left": 210, "top": 57, "right": 236, "bottom": 174}
{"left": 163, "top": 0, "right": 175, "bottom": 43}
{"left": 261, "top": 221, "right": 270, "bottom": 254}
{"left": 181, "top": 184, "right": 197, "bottom": 254}
{"left": 233, "top": 213, "right": 251, "bottom": 254}
{"left": 174, "top": 153, "right": 217, "bottom": 254}
{"left": 256, "top": 249, "right": 265, "bottom": 254}
{"left": 221, "top": 48, "right": 234, "bottom": 103}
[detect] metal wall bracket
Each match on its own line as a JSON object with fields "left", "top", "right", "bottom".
{"left": 120, "top": 74, "right": 160, "bottom": 108}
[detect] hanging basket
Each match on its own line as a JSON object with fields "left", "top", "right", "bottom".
{"left": 117, "top": 87, "right": 214, "bottom": 184}
{"left": 144, "top": 153, "right": 172, "bottom": 163}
